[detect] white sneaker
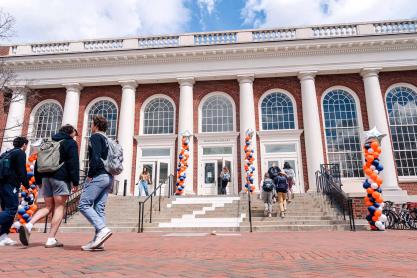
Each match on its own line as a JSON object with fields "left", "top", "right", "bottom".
{"left": 0, "top": 236, "right": 17, "bottom": 246}
{"left": 91, "top": 227, "right": 112, "bottom": 249}
{"left": 81, "top": 241, "right": 104, "bottom": 251}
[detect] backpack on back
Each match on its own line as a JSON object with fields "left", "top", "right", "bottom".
{"left": 275, "top": 175, "right": 288, "bottom": 193}
{"left": 222, "top": 172, "right": 231, "bottom": 182}
{"left": 101, "top": 135, "right": 124, "bottom": 176}
{"left": 269, "top": 166, "right": 279, "bottom": 178}
{"left": 37, "top": 140, "right": 64, "bottom": 173}
{"left": 262, "top": 178, "right": 274, "bottom": 192}
{"left": 0, "top": 150, "right": 16, "bottom": 180}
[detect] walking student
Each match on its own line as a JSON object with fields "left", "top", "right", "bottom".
{"left": 138, "top": 167, "right": 151, "bottom": 196}
{"left": 268, "top": 163, "right": 280, "bottom": 203}
{"left": 19, "top": 125, "right": 80, "bottom": 247}
{"left": 283, "top": 162, "right": 295, "bottom": 203}
{"left": 275, "top": 171, "right": 289, "bottom": 218}
{"left": 79, "top": 115, "right": 114, "bottom": 251}
{"left": 0, "top": 137, "right": 29, "bottom": 246}
{"left": 219, "top": 166, "right": 230, "bottom": 195}
{"left": 261, "top": 172, "right": 274, "bottom": 217}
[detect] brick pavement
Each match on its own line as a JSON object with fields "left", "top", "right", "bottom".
{"left": 0, "top": 231, "right": 416, "bottom": 277}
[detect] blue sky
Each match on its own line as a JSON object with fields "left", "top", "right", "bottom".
{"left": 0, "top": 0, "right": 416, "bottom": 43}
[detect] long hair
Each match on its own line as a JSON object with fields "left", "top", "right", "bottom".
{"left": 283, "top": 162, "right": 292, "bottom": 169}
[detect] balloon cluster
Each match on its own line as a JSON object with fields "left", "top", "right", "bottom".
{"left": 11, "top": 153, "right": 39, "bottom": 232}
{"left": 243, "top": 129, "right": 256, "bottom": 193}
{"left": 363, "top": 139, "right": 387, "bottom": 231}
{"left": 175, "top": 135, "right": 190, "bottom": 195}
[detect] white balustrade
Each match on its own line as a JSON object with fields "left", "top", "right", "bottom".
{"left": 138, "top": 36, "right": 179, "bottom": 48}
{"left": 84, "top": 40, "right": 123, "bottom": 50}
{"left": 31, "top": 43, "right": 70, "bottom": 54}
{"left": 252, "top": 29, "right": 296, "bottom": 42}
{"left": 194, "top": 32, "right": 237, "bottom": 45}
{"left": 312, "top": 25, "right": 357, "bottom": 38}
{"left": 374, "top": 21, "right": 417, "bottom": 34}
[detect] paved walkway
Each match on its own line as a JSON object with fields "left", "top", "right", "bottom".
{"left": 0, "top": 231, "right": 416, "bottom": 277}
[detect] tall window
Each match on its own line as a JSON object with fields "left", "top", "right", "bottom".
{"left": 386, "top": 86, "right": 417, "bottom": 176}
{"left": 261, "top": 92, "right": 295, "bottom": 130}
{"left": 32, "top": 102, "right": 63, "bottom": 142}
{"left": 201, "top": 95, "right": 233, "bottom": 132}
{"left": 83, "top": 99, "right": 118, "bottom": 172}
{"left": 323, "top": 89, "right": 362, "bottom": 178}
{"left": 143, "top": 98, "right": 174, "bottom": 134}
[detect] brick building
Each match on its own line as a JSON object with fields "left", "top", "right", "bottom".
{"left": 1, "top": 20, "right": 416, "bottom": 202}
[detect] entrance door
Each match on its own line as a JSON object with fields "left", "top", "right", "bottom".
{"left": 222, "top": 158, "right": 233, "bottom": 194}
{"left": 202, "top": 160, "right": 218, "bottom": 195}
{"left": 264, "top": 158, "right": 302, "bottom": 193}
{"left": 138, "top": 160, "right": 170, "bottom": 196}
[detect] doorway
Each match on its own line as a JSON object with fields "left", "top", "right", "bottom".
{"left": 201, "top": 158, "right": 233, "bottom": 195}
{"left": 136, "top": 160, "right": 170, "bottom": 196}
{"left": 263, "top": 157, "right": 302, "bottom": 194}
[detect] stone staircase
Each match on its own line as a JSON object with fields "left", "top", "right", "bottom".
{"left": 53, "top": 192, "right": 359, "bottom": 233}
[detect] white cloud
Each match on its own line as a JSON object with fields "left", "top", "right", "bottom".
{"left": 0, "top": 0, "right": 191, "bottom": 43}
{"left": 242, "top": 0, "right": 417, "bottom": 29}
{"left": 197, "top": 0, "right": 218, "bottom": 15}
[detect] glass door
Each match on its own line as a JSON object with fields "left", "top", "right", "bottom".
{"left": 222, "top": 158, "right": 233, "bottom": 195}
{"left": 281, "top": 158, "right": 301, "bottom": 194}
{"left": 137, "top": 162, "right": 156, "bottom": 196}
{"left": 202, "top": 160, "right": 218, "bottom": 195}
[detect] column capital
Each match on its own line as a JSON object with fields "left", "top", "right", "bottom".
{"left": 360, "top": 68, "right": 382, "bottom": 79}
{"left": 297, "top": 71, "right": 317, "bottom": 81}
{"left": 237, "top": 74, "right": 255, "bottom": 84}
{"left": 118, "top": 80, "right": 138, "bottom": 90}
{"left": 177, "top": 77, "right": 195, "bottom": 87}
{"left": 63, "top": 83, "right": 82, "bottom": 91}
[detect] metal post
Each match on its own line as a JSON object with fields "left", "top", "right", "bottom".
{"left": 141, "top": 202, "right": 144, "bottom": 233}
{"left": 159, "top": 182, "right": 162, "bottom": 211}
{"left": 123, "top": 179, "right": 127, "bottom": 196}
{"left": 248, "top": 191, "right": 253, "bottom": 233}
{"left": 44, "top": 213, "right": 48, "bottom": 233}
{"left": 138, "top": 202, "right": 142, "bottom": 233}
{"left": 150, "top": 195, "right": 153, "bottom": 224}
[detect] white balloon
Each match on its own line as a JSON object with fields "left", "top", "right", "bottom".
{"left": 370, "top": 165, "right": 376, "bottom": 170}
{"left": 368, "top": 148, "right": 374, "bottom": 154}
{"left": 373, "top": 170, "right": 379, "bottom": 175}
{"left": 375, "top": 221, "right": 383, "bottom": 228}
{"left": 379, "top": 225, "right": 386, "bottom": 231}
{"left": 380, "top": 202, "right": 385, "bottom": 209}
{"left": 371, "top": 183, "right": 378, "bottom": 189}
{"left": 379, "top": 214, "right": 387, "bottom": 223}
{"left": 377, "top": 206, "right": 383, "bottom": 211}
{"left": 30, "top": 165, "right": 34, "bottom": 171}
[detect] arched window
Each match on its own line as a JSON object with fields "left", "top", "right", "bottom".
{"left": 83, "top": 99, "right": 118, "bottom": 172}
{"left": 32, "top": 102, "right": 63, "bottom": 142}
{"left": 323, "top": 89, "right": 362, "bottom": 178}
{"left": 386, "top": 86, "right": 417, "bottom": 176}
{"left": 201, "top": 95, "right": 234, "bottom": 133}
{"left": 143, "top": 98, "right": 174, "bottom": 134}
{"left": 261, "top": 92, "right": 295, "bottom": 130}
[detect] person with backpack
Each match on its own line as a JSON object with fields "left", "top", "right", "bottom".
{"left": 219, "top": 166, "right": 230, "bottom": 195}
{"left": 268, "top": 163, "right": 280, "bottom": 203}
{"left": 0, "top": 137, "right": 29, "bottom": 246}
{"left": 261, "top": 172, "right": 274, "bottom": 217}
{"left": 79, "top": 115, "right": 122, "bottom": 251}
{"left": 283, "top": 162, "right": 296, "bottom": 203}
{"left": 19, "top": 125, "right": 80, "bottom": 247}
{"left": 275, "top": 171, "right": 289, "bottom": 218}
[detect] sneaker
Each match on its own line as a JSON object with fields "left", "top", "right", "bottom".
{"left": 91, "top": 227, "right": 112, "bottom": 249}
{"left": 0, "top": 236, "right": 17, "bottom": 246}
{"left": 81, "top": 241, "right": 105, "bottom": 251}
{"left": 18, "top": 225, "right": 31, "bottom": 246}
{"left": 45, "top": 238, "right": 64, "bottom": 248}
{"left": 280, "top": 212, "right": 284, "bottom": 218}
{"left": 268, "top": 213, "right": 272, "bottom": 218}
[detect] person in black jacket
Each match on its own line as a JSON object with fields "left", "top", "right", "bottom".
{"left": 79, "top": 115, "right": 113, "bottom": 251}
{"left": 0, "top": 136, "right": 29, "bottom": 246}
{"left": 19, "top": 125, "right": 80, "bottom": 248}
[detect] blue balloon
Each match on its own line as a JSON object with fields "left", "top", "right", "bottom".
{"left": 30, "top": 184, "right": 36, "bottom": 189}
{"left": 18, "top": 208, "right": 26, "bottom": 215}
{"left": 374, "top": 203, "right": 380, "bottom": 208}
{"left": 369, "top": 197, "right": 375, "bottom": 203}
{"left": 362, "top": 182, "right": 370, "bottom": 189}
{"left": 372, "top": 159, "right": 380, "bottom": 166}
{"left": 376, "top": 164, "right": 384, "bottom": 171}
{"left": 376, "top": 188, "right": 382, "bottom": 193}
{"left": 27, "top": 217, "right": 32, "bottom": 222}
{"left": 23, "top": 213, "right": 30, "bottom": 220}
{"left": 368, "top": 206, "right": 377, "bottom": 213}
{"left": 366, "top": 215, "right": 372, "bottom": 221}
{"left": 246, "top": 141, "right": 250, "bottom": 146}
{"left": 24, "top": 205, "right": 30, "bottom": 211}
{"left": 364, "top": 143, "right": 371, "bottom": 149}
{"left": 27, "top": 172, "right": 34, "bottom": 177}
{"left": 21, "top": 192, "right": 27, "bottom": 197}
{"left": 179, "top": 155, "right": 183, "bottom": 160}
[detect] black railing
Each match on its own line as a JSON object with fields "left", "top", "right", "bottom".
{"left": 316, "top": 164, "right": 356, "bottom": 231}
{"left": 247, "top": 190, "right": 253, "bottom": 232}
{"left": 137, "top": 174, "right": 174, "bottom": 233}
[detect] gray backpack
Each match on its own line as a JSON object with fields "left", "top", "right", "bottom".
{"left": 101, "top": 134, "right": 124, "bottom": 176}
{"left": 37, "top": 140, "right": 64, "bottom": 173}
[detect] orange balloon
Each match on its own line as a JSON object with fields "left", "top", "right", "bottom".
{"left": 373, "top": 152, "right": 380, "bottom": 159}
{"left": 372, "top": 216, "right": 378, "bottom": 222}
{"left": 376, "top": 177, "right": 383, "bottom": 185}
{"left": 19, "top": 219, "right": 26, "bottom": 224}
{"left": 365, "top": 201, "right": 373, "bottom": 207}
{"left": 31, "top": 205, "right": 38, "bottom": 211}
{"left": 367, "top": 188, "right": 374, "bottom": 194}
{"left": 372, "top": 191, "right": 380, "bottom": 199}
{"left": 364, "top": 168, "right": 373, "bottom": 176}
{"left": 375, "top": 210, "right": 382, "bottom": 217}
{"left": 366, "top": 155, "right": 374, "bottom": 162}
{"left": 377, "top": 197, "right": 384, "bottom": 203}
{"left": 371, "top": 141, "right": 379, "bottom": 150}
{"left": 370, "top": 173, "right": 378, "bottom": 181}
{"left": 364, "top": 196, "right": 370, "bottom": 202}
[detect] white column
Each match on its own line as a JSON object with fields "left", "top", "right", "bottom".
{"left": 237, "top": 74, "right": 258, "bottom": 191}
{"left": 1, "top": 86, "right": 27, "bottom": 152}
{"left": 117, "top": 80, "right": 138, "bottom": 195}
{"left": 298, "top": 71, "right": 324, "bottom": 191}
{"left": 361, "top": 68, "right": 406, "bottom": 201}
{"left": 177, "top": 77, "right": 195, "bottom": 194}
{"left": 62, "top": 83, "right": 82, "bottom": 127}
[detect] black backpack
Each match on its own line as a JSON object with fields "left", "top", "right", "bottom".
{"left": 275, "top": 175, "right": 288, "bottom": 193}
{"left": 269, "top": 166, "right": 279, "bottom": 179}
{"left": 0, "top": 150, "right": 16, "bottom": 180}
{"left": 262, "top": 179, "right": 274, "bottom": 192}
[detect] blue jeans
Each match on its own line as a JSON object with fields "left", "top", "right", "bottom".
{"left": 0, "top": 184, "right": 19, "bottom": 236}
{"left": 78, "top": 174, "right": 112, "bottom": 233}
{"left": 139, "top": 180, "right": 149, "bottom": 196}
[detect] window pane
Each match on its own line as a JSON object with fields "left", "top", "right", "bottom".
{"left": 143, "top": 98, "right": 174, "bottom": 135}
{"left": 261, "top": 92, "right": 295, "bottom": 130}
{"left": 142, "top": 148, "right": 170, "bottom": 157}
{"left": 202, "top": 95, "right": 233, "bottom": 133}
{"left": 265, "top": 144, "right": 296, "bottom": 153}
{"left": 323, "top": 89, "right": 362, "bottom": 178}
{"left": 203, "top": 146, "right": 233, "bottom": 155}
{"left": 386, "top": 86, "right": 417, "bottom": 177}
{"left": 32, "top": 102, "right": 63, "bottom": 143}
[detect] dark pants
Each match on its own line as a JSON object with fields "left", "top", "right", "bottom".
{"left": 0, "top": 184, "right": 19, "bottom": 236}
{"left": 220, "top": 180, "right": 228, "bottom": 195}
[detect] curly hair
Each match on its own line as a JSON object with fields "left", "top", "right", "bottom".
{"left": 92, "top": 115, "right": 108, "bottom": 132}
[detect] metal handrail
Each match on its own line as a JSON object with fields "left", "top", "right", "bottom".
{"left": 248, "top": 191, "right": 253, "bottom": 232}
{"left": 315, "top": 164, "right": 355, "bottom": 231}
{"left": 137, "top": 174, "right": 174, "bottom": 233}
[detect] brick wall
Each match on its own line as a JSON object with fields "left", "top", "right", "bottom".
{"left": 351, "top": 197, "right": 368, "bottom": 219}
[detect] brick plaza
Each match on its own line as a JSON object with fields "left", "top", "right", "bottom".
{"left": 0, "top": 230, "right": 416, "bottom": 277}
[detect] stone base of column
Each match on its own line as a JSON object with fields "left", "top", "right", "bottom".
{"left": 382, "top": 189, "right": 409, "bottom": 204}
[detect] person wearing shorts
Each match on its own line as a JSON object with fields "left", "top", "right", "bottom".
{"left": 19, "top": 125, "right": 79, "bottom": 248}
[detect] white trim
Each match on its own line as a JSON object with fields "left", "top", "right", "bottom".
{"left": 139, "top": 94, "right": 176, "bottom": 135}
{"left": 320, "top": 86, "right": 365, "bottom": 177}
{"left": 198, "top": 92, "right": 237, "bottom": 133}
{"left": 79, "top": 97, "right": 119, "bottom": 170}
{"left": 384, "top": 82, "right": 417, "bottom": 179}
{"left": 258, "top": 88, "right": 299, "bottom": 130}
